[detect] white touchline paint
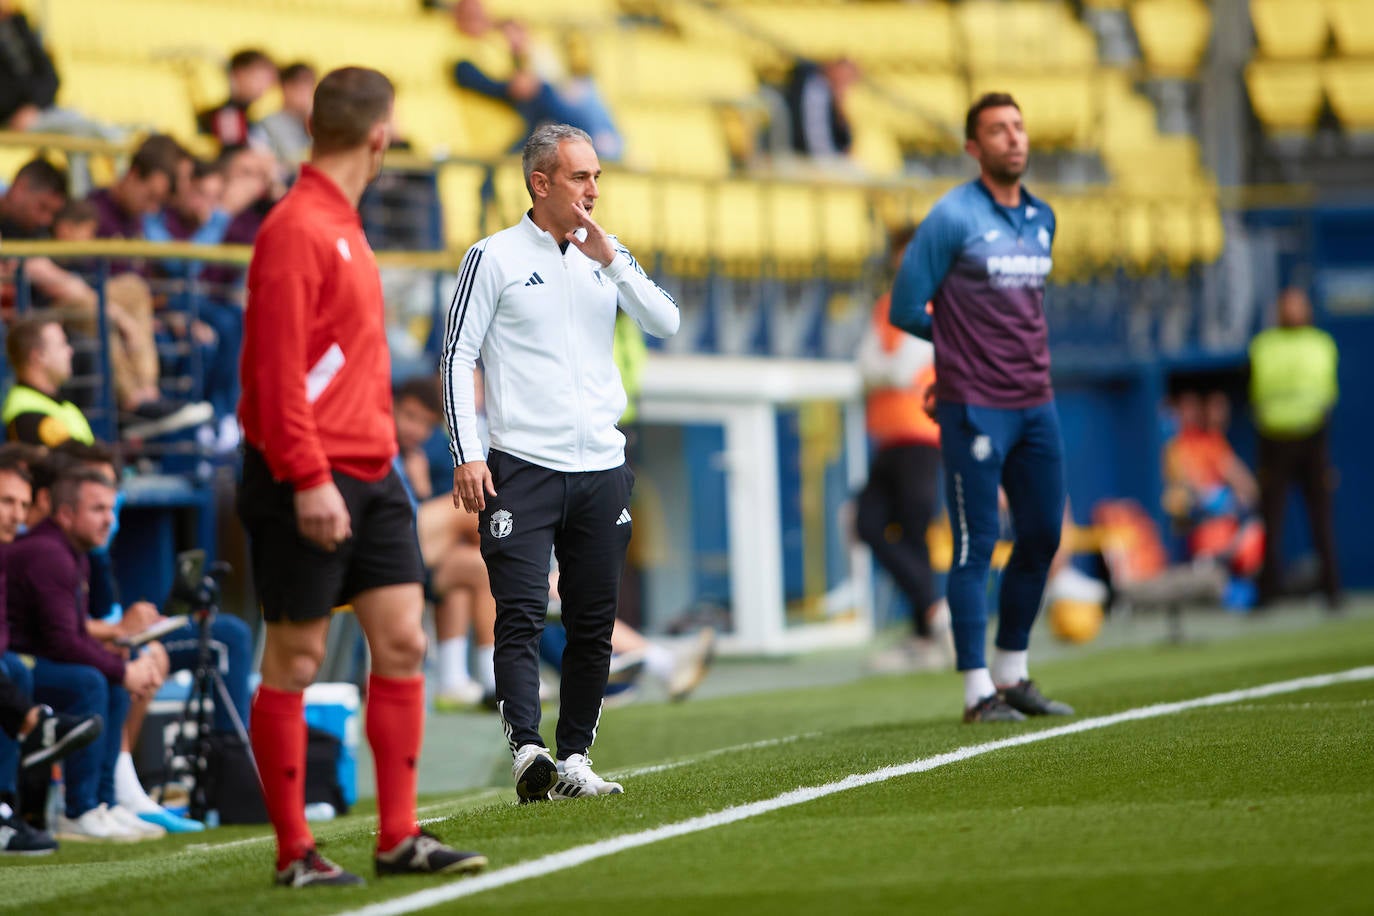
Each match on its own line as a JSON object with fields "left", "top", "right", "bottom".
{"left": 610, "top": 733, "right": 819, "bottom": 779}
{"left": 335, "top": 666, "right": 1374, "bottom": 916}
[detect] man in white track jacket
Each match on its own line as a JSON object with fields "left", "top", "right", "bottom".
{"left": 441, "top": 123, "right": 678, "bottom": 802}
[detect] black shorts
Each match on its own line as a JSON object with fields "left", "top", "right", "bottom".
{"left": 237, "top": 447, "right": 424, "bottom": 623}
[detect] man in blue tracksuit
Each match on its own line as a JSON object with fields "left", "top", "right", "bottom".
{"left": 889, "top": 92, "right": 1074, "bottom": 723}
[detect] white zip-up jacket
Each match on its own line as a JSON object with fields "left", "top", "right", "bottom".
{"left": 441, "top": 213, "right": 679, "bottom": 473}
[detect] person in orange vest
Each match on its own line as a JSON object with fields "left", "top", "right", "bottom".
{"left": 857, "top": 225, "right": 951, "bottom": 672}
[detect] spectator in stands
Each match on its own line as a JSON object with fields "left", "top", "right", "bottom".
{"left": 6, "top": 467, "right": 165, "bottom": 841}
{"left": 84, "top": 135, "right": 215, "bottom": 438}
{"left": 0, "top": 456, "right": 105, "bottom": 854}
{"left": 451, "top": 1, "right": 622, "bottom": 160}
{"left": 251, "top": 62, "right": 317, "bottom": 169}
{"left": 785, "top": 57, "right": 859, "bottom": 160}
{"left": 1250, "top": 288, "right": 1342, "bottom": 609}
{"left": 2, "top": 315, "right": 94, "bottom": 447}
{"left": 856, "top": 225, "right": 951, "bottom": 674}
{"left": 391, "top": 375, "right": 492, "bottom": 707}
{"left": 197, "top": 49, "right": 279, "bottom": 152}
{"left": 0, "top": 2, "right": 55, "bottom": 132}
{"left": 51, "top": 198, "right": 99, "bottom": 242}
{"left": 143, "top": 153, "right": 271, "bottom": 446}
{"left": 0, "top": 158, "right": 65, "bottom": 241}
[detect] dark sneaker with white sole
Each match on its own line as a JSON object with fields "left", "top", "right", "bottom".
{"left": 0, "top": 803, "right": 57, "bottom": 855}
{"left": 376, "top": 830, "right": 487, "bottom": 876}
{"left": 963, "top": 693, "right": 1028, "bottom": 723}
{"left": 20, "top": 707, "right": 103, "bottom": 770}
{"left": 1000, "top": 679, "right": 1074, "bottom": 717}
{"left": 275, "top": 849, "right": 366, "bottom": 887}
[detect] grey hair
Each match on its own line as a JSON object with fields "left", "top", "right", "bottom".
{"left": 522, "top": 123, "right": 594, "bottom": 199}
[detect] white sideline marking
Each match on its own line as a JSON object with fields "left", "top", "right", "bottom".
{"left": 336, "top": 666, "right": 1374, "bottom": 916}
{"left": 610, "top": 733, "right": 819, "bottom": 779}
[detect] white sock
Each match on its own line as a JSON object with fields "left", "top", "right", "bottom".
{"left": 114, "top": 751, "right": 159, "bottom": 814}
{"left": 437, "top": 636, "right": 471, "bottom": 692}
{"left": 474, "top": 644, "right": 496, "bottom": 693}
{"left": 991, "top": 649, "right": 1029, "bottom": 688}
{"left": 643, "top": 643, "right": 676, "bottom": 683}
{"left": 963, "top": 668, "right": 997, "bottom": 709}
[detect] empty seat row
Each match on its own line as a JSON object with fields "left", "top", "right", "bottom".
{"left": 1251, "top": 0, "right": 1374, "bottom": 60}
{"left": 1246, "top": 59, "right": 1374, "bottom": 134}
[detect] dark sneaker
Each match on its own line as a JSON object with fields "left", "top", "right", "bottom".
{"left": 275, "top": 849, "right": 366, "bottom": 888}
{"left": 376, "top": 830, "right": 487, "bottom": 876}
{"left": 963, "top": 693, "right": 1028, "bottom": 723}
{"left": 1000, "top": 679, "right": 1075, "bottom": 717}
{"left": 512, "top": 743, "right": 557, "bottom": 803}
{"left": 21, "top": 707, "right": 103, "bottom": 770}
{"left": 0, "top": 802, "right": 57, "bottom": 855}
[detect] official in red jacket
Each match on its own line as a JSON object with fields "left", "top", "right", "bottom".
{"left": 237, "top": 66, "right": 485, "bottom": 888}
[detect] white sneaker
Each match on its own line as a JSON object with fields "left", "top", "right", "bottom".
{"left": 511, "top": 743, "right": 557, "bottom": 802}
{"left": 107, "top": 804, "right": 165, "bottom": 838}
{"left": 667, "top": 628, "right": 716, "bottom": 702}
{"left": 55, "top": 804, "right": 143, "bottom": 843}
{"left": 551, "top": 753, "right": 623, "bottom": 798}
{"left": 433, "top": 679, "right": 485, "bottom": 712}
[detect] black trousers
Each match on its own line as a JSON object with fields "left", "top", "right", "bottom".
{"left": 479, "top": 449, "right": 634, "bottom": 760}
{"left": 1257, "top": 424, "right": 1341, "bottom": 606}
{"left": 855, "top": 442, "right": 942, "bottom": 637}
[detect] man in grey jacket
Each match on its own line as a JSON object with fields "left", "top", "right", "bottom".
{"left": 441, "top": 123, "right": 678, "bottom": 802}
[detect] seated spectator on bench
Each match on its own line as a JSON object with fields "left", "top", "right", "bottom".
{"left": 5, "top": 467, "right": 165, "bottom": 842}
{"left": 52, "top": 197, "right": 99, "bottom": 242}
{"left": 2, "top": 315, "right": 95, "bottom": 447}
{"left": 0, "top": 454, "right": 104, "bottom": 854}
{"left": 250, "top": 61, "right": 316, "bottom": 170}
{"left": 784, "top": 57, "right": 859, "bottom": 161}
{"left": 197, "top": 49, "right": 278, "bottom": 153}
{"left": 41, "top": 440, "right": 247, "bottom": 831}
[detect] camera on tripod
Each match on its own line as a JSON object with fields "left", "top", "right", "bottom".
{"left": 164, "top": 550, "right": 231, "bottom": 622}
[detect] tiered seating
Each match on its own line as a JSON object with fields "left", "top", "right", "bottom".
{"left": 1130, "top": 0, "right": 1214, "bottom": 78}
{"left": 1245, "top": 62, "right": 1325, "bottom": 136}
{"left": 1323, "top": 60, "right": 1374, "bottom": 132}
{"left": 1326, "top": 0, "right": 1374, "bottom": 56}
{"left": 1250, "top": 0, "right": 1330, "bottom": 59}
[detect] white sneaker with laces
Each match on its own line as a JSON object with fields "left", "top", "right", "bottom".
{"left": 55, "top": 804, "right": 143, "bottom": 842}
{"left": 107, "top": 804, "right": 165, "bottom": 838}
{"left": 511, "top": 743, "right": 557, "bottom": 802}
{"left": 551, "top": 754, "right": 623, "bottom": 798}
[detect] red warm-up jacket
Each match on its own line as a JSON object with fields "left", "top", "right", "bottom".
{"left": 239, "top": 164, "right": 397, "bottom": 491}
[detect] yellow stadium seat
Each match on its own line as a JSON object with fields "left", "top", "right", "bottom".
{"left": 489, "top": 160, "right": 528, "bottom": 229}
{"left": 734, "top": 4, "right": 956, "bottom": 72}
{"left": 594, "top": 170, "right": 659, "bottom": 255}
{"left": 483, "top": 0, "right": 616, "bottom": 25}
{"left": 711, "top": 180, "right": 767, "bottom": 271}
{"left": 437, "top": 161, "right": 489, "bottom": 251}
{"left": 956, "top": 1, "right": 1099, "bottom": 72}
{"left": 1325, "top": 0, "right": 1374, "bottom": 56}
{"left": 855, "top": 71, "right": 967, "bottom": 151}
{"left": 658, "top": 178, "right": 712, "bottom": 274}
{"left": 394, "top": 87, "right": 522, "bottom": 160}
{"left": 593, "top": 32, "right": 756, "bottom": 105}
{"left": 1249, "top": 0, "right": 1330, "bottom": 60}
{"left": 616, "top": 103, "right": 732, "bottom": 179}
{"left": 765, "top": 183, "right": 821, "bottom": 273}
{"left": 1131, "top": 0, "right": 1213, "bottom": 78}
{"left": 1245, "top": 62, "right": 1325, "bottom": 135}
{"left": 1323, "top": 60, "right": 1374, "bottom": 132}
{"left": 849, "top": 123, "right": 904, "bottom": 178}
{"left": 817, "top": 185, "right": 874, "bottom": 275}
{"left": 58, "top": 60, "right": 198, "bottom": 140}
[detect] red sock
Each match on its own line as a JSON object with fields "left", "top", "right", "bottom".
{"left": 366, "top": 673, "right": 424, "bottom": 852}
{"left": 251, "top": 685, "right": 314, "bottom": 870}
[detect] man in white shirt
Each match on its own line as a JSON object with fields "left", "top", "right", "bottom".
{"left": 441, "top": 124, "right": 678, "bottom": 802}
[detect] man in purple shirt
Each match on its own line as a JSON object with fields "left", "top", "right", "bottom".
{"left": 6, "top": 467, "right": 163, "bottom": 841}
{"left": 890, "top": 93, "right": 1073, "bottom": 723}
{"left": 0, "top": 458, "right": 104, "bottom": 854}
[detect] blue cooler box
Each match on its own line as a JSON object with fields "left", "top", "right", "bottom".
{"left": 303, "top": 683, "right": 360, "bottom": 807}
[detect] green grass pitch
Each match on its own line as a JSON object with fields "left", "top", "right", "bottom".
{"left": 4, "top": 606, "right": 1371, "bottom": 915}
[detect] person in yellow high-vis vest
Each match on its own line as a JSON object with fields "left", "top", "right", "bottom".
{"left": 1249, "top": 288, "right": 1341, "bottom": 609}
{"left": 2, "top": 316, "right": 95, "bottom": 447}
